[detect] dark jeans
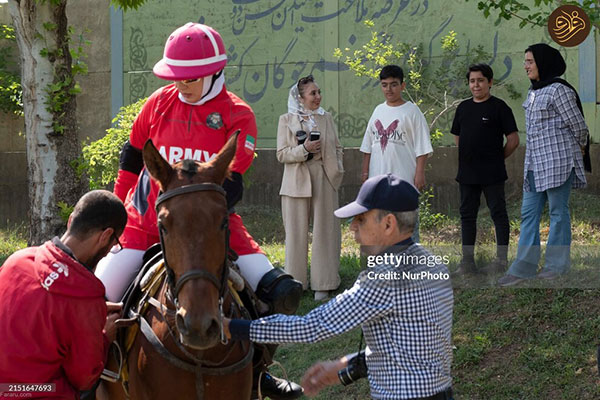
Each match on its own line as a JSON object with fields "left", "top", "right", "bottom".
{"left": 459, "top": 182, "right": 509, "bottom": 262}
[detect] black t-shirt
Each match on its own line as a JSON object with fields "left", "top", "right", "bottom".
{"left": 451, "top": 96, "right": 518, "bottom": 184}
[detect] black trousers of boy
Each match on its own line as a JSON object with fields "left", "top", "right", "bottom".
{"left": 459, "top": 182, "right": 509, "bottom": 263}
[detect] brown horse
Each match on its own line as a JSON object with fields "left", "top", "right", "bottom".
{"left": 97, "top": 133, "right": 253, "bottom": 399}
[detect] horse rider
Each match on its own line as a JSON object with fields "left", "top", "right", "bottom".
{"left": 94, "top": 22, "right": 303, "bottom": 399}
{"left": 0, "top": 190, "right": 127, "bottom": 399}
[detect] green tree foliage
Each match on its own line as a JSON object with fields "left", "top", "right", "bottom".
{"left": 79, "top": 97, "right": 147, "bottom": 189}
{"left": 5, "top": 0, "right": 152, "bottom": 243}
{"left": 334, "top": 20, "right": 522, "bottom": 226}
{"left": 0, "top": 23, "right": 22, "bottom": 115}
{"left": 468, "top": 0, "right": 600, "bottom": 30}
{"left": 40, "top": 25, "right": 90, "bottom": 134}
{"left": 110, "top": 0, "right": 148, "bottom": 11}
{"left": 334, "top": 20, "right": 520, "bottom": 143}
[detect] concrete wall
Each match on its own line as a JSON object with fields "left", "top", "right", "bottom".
{"left": 1, "top": 0, "right": 598, "bottom": 226}
{"left": 242, "top": 145, "right": 600, "bottom": 214}
{"left": 0, "top": 0, "right": 111, "bottom": 226}
{"left": 121, "top": 0, "right": 587, "bottom": 148}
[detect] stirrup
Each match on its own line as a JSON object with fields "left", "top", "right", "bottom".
{"left": 100, "top": 341, "right": 124, "bottom": 383}
{"left": 257, "top": 360, "right": 295, "bottom": 400}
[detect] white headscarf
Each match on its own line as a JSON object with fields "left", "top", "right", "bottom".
{"left": 178, "top": 71, "right": 226, "bottom": 106}
{"left": 287, "top": 82, "right": 325, "bottom": 132}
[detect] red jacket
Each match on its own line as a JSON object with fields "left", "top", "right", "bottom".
{"left": 0, "top": 239, "right": 110, "bottom": 399}
{"left": 114, "top": 84, "right": 261, "bottom": 255}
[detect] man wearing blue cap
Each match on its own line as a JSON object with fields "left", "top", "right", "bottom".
{"left": 224, "top": 174, "right": 454, "bottom": 400}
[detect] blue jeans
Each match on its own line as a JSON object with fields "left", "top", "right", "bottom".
{"left": 508, "top": 170, "right": 574, "bottom": 277}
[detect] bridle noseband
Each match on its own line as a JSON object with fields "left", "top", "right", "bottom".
{"left": 155, "top": 183, "right": 230, "bottom": 343}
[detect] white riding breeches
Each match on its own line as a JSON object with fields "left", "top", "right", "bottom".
{"left": 235, "top": 253, "right": 274, "bottom": 291}
{"left": 95, "top": 248, "right": 274, "bottom": 302}
{"left": 95, "top": 248, "right": 145, "bottom": 302}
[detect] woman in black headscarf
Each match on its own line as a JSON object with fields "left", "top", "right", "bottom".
{"left": 499, "top": 43, "right": 590, "bottom": 286}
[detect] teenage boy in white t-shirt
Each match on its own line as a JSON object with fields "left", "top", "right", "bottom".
{"left": 360, "top": 65, "right": 433, "bottom": 242}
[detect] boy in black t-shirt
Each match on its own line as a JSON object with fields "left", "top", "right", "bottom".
{"left": 451, "top": 63, "right": 519, "bottom": 275}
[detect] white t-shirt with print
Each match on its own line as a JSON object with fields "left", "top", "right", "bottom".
{"left": 360, "top": 101, "right": 433, "bottom": 184}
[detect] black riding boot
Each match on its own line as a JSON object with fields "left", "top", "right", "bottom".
{"left": 251, "top": 268, "right": 303, "bottom": 399}
{"left": 255, "top": 267, "right": 303, "bottom": 316}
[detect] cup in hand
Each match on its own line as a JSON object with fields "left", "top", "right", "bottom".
{"left": 310, "top": 131, "right": 320, "bottom": 142}
{"left": 296, "top": 130, "right": 307, "bottom": 144}
{"left": 297, "top": 130, "right": 313, "bottom": 160}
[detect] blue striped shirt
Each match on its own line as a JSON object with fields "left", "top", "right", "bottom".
{"left": 241, "top": 244, "right": 453, "bottom": 399}
{"left": 523, "top": 83, "right": 588, "bottom": 192}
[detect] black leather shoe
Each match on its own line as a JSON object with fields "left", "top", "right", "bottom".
{"left": 254, "top": 372, "right": 303, "bottom": 400}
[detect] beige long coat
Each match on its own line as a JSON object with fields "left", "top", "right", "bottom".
{"left": 276, "top": 111, "right": 344, "bottom": 290}
{"left": 277, "top": 112, "right": 344, "bottom": 196}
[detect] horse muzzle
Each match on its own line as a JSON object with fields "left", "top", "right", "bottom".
{"left": 175, "top": 307, "right": 221, "bottom": 350}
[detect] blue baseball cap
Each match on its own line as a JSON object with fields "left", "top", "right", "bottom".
{"left": 334, "top": 174, "right": 419, "bottom": 218}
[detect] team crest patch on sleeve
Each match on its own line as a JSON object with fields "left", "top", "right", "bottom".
{"left": 206, "top": 112, "right": 223, "bottom": 129}
{"left": 245, "top": 136, "right": 255, "bottom": 152}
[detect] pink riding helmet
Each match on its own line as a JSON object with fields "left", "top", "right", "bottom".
{"left": 153, "top": 22, "right": 227, "bottom": 81}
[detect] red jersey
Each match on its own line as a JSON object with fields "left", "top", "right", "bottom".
{"left": 0, "top": 239, "right": 110, "bottom": 399}
{"left": 115, "top": 84, "right": 261, "bottom": 254}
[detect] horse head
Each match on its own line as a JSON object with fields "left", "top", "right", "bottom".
{"left": 143, "top": 132, "right": 238, "bottom": 350}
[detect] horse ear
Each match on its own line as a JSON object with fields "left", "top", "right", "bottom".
{"left": 208, "top": 130, "right": 239, "bottom": 183}
{"left": 143, "top": 139, "right": 173, "bottom": 190}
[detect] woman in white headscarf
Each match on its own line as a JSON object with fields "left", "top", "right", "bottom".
{"left": 276, "top": 75, "right": 344, "bottom": 301}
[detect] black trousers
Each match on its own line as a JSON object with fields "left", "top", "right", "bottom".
{"left": 459, "top": 182, "right": 509, "bottom": 261}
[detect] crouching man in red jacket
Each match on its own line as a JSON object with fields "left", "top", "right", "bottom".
{"left": 0, "top": 190, "right": 127, "bottom": 399}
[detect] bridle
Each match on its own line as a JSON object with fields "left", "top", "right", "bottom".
{"left": 125, "top": 181, "right": 253, "bottom": 400}
{"left": 155, "top": 182, "right": 230, "bottom": 344}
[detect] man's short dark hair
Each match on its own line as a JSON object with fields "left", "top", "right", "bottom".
{"left": 379, "top": 65, "right": 404, "bottom": 83}
{"left": 68, "top": 190, "right": 127, "bottom": 239}
{"left": 466, "top": 63, "right": 493, "bottom": 82}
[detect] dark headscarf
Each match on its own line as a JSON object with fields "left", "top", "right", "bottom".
{"left": 526, "top": 43, "right": 591, "bottom": 172}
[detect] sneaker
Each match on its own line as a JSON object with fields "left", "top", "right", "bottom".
{"left": 537, "top": 270, "right": 560, "bottom": 280}
{"left": 256, "top": 372, "right": 303, "bottom": 400}
{"left": 314, "top": 290, "right": 329, "bottom": 301}
{"left": 497, "top": 274, "right": 527, "bottom": 287}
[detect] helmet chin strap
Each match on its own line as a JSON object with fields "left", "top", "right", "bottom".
{"left": 201, "top": 71, "right": 220, "bottom": 97}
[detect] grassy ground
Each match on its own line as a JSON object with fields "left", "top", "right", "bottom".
{"left": 237, "top": 190, "right": 600, "bottom": 400}
{"left": 0, "top": 224, "right": 27, "bottom": 265}
{"left": 1, "top": 192, "right": 599, "bottom": 399}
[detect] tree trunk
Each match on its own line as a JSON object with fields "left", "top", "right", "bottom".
{"left": 8, "top": 0, "right": 86, "bottom": 245}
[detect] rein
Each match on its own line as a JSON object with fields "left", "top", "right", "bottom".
{"left": 133, "top": 182, "right": 254, "bottom": 399}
